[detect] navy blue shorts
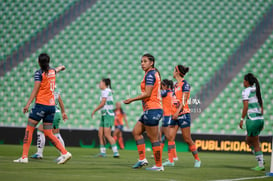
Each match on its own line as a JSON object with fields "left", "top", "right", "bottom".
{"left": 115, "top": 125, "right": 124, "bottom": 131}
{"left": 170, "top": 113, "right": 191, "bottom": 128}
{"left": 162, "top": 116, "right": 171, "bottom": 127}
{"left": 138, "top": 109, "right": 163, "bottom": 126}
{"left": 29, "top": 103, "right": 56, "bottom": 123}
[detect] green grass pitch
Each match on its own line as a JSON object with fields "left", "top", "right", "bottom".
{"left": 0, "top": 144, "right": 272, "bottom": 181}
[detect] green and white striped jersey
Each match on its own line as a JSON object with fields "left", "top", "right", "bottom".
{"left": 242, "top": 86, "right": 263, "bottom": 121}
{"left": 100, "top": 88, "right": 114, "bottom": 116}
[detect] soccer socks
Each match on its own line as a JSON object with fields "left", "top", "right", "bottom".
{"left": 22, "top": 125, "right": 35, "bottom": 158}
{"left": 168, "top": 141, "right": 175, "bottom": 163}
{"left": 161, "top": 135, "right": 165, "bottom": 151}
{"left": 55, "top": 133, "right": 65, "bottom": 147}
{"left": 118, "top": 137, "right": 124, "bottom": 149}
{"left": 111, "top": 144, "right": 118, "bottom": 153}
{"left": 100, "top": 145, "right": 106, "bottom": 154}
{"left": 136, "top": 138, "right": 146, "bottom": 160}
{"left": 113, "top": 136, "right": 117, "bottom": 141}
{"left": 173, "top": 143, "right": 178, "bottom": 158}
{"left": 37, "top": 131, "right": 45, "bottom": 155}
{"left": 255, "top": 151, "right": 264, "bottom": 167}
{"left": 189, "top": 145, "right": 200, "bottom": 161}
{"left": 152, "top": 142, "right": 162, "bottom": 167}
{"left": 43, "top": 129, "right": 67, "bottom": 155}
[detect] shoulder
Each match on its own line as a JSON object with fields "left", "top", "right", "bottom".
{"left": 144, "top": 70, "right": 156, "bottom": 85}
{"left": 34, "top": 69, "right": 43, "bottom": 81}
{"left": 182, "top": 80, "right": 190, "bottom": 92}
{"left": 242, "top": 87, "right": 251, "bottom": 100}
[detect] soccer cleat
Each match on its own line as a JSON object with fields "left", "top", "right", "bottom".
{"left": 57, "top": 152, "right": 72, "bottom": 164}
{"left": 30, "top": 153, "right": 43, "bottom": 159}
{"left": 162, "top": 160, "right": 175, "bottom": 166}
{"left": 145, "top": 165, "right": 164, "bottom": 171}
{"left": 132, "top": 159, "right": 148, "bottom": 169}
{"left": 56, "top": 155, "right": 62, "bottom": 162}
{"left": 251, "top": 166, "right": 265, "bottom": 171}
{"left": 95, "top": 153, "right": 106, "bottom": 157}
{"left": 13, "top": 157, "right": 28, "bottom": 163}
{"left": 173, "top": 157, "right": 179, "bottom": 161}
{"left": 113, "top": 152, "right": 120, "bottom": 158}
{"left": 194, "top": 160, "right": 201, "bottom": 168}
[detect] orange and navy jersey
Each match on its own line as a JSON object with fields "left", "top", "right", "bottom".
{"left": 161, "top": 89, "right": 173, "bottom": 116}
{"left": 141, "top": 68, "right": 162, "bottom": 111}
{"left": 114, "top": 109, "right": 126, "bottom": 126}
{"left": 34, "top": 68, "right": 56, "bottom": 106}
{"left": 173, "top": 79, "right": 190, "bottom": 115}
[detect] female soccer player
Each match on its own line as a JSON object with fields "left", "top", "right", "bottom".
{"left": 239, "top": 73, "right": 264, "bottom": 171}
{"left": 113, "top": 102, "right": 129, "bottom": 149}
{"left": 31, "top": 87, "right": 68, "bottom": 160}
{"left": 160, "top": 79, "right": 178, "bottom": 166}
{"left": 124, "top": 54, "right": 163, "bottom": 171}
{"left": 13, "top": 53, "right": 71, "bottom": 164}
{"left": 164, "top": 65, "right": 201, "bottom": 168}
{"left": 91, "top": 78, "right": 119, "bottom": 158}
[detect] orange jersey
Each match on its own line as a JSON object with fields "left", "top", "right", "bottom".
{"left": 161, "top": 89, "right": 173, "bottom": 116}
{"left": 34, "top": 68, "right": 56, "bottom": 106}
{"left": 141, "top": 69, "right": 162, "bottom": 111}
{"left": 173, "top": 79, "right": 190, "bottom": 115}
{"left": 114, "top": 109, "right": 126, "bottom": 126}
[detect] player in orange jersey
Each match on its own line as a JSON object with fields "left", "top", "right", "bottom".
{"left": 163, "top": 65, "right": 201, "bottom": 168}
{"left": 124, "top": 54, "right": 163, "bottom": 171}
{"left": 13, "top": 53, "right": 71, "bottom": 164}
{"left": 160, "top": 79, "right": 178, "bottom": 165}
{"left": 113, "top": 102, "right": 129, "bottom": 149}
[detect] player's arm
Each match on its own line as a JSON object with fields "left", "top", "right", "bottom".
{"left": 172, "top": 92, "right": 189, "bottom": 120}
{"left": 91, "top": 98, "right": 107, "bottom": 118}
{"left": 23, "top": 81, "right": 41, "bottom": 113}
{"left": 123, "top": 113, "right": 129, "bottom": 128}
{"left": 55, "top": 65, "right": 66, "bottom": 73}
{"left": 58, "top": 95, "right": 68, "bottom": 122}
{"left": 239, "top": 100, "right": 248, "bottom": 129}
{"left": 123, "top": 85, "right": 153, "bottom": 104}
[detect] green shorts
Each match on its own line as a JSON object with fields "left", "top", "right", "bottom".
{"left": 100, "top": 114, "right": 114, "bottom": 128}
{"left": 246, "top": 117, "right": 264, "bottom": 137}
{"left": 53, "top": 110, "right": 61, "bottom": 129}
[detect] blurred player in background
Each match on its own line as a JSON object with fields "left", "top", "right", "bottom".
{"left": 160, "top": 79, "right": 178, "bottom": 166}
{"left": 13, "top": 53, "right": 71, "bottom": 164}
{"left": 113, "top": 102, "right": 129, "bottom": 149}
{"left": 164, "top": 65, "right": 201, "bottom": 168}
{"left": 124, "top": 54, "right": 163, "bottom": 171}
{"left": 31, "top": 86, "right": 68, "bottom": 161}
{"left": 239, "top": 73, "right": 264, "bottom": 171}
{"left": 91, "top": 78, "right": 119, "bottom": 158}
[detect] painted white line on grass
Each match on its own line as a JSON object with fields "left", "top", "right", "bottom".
{"left": 211, "top": 176, "right": 268, "bottom": 181}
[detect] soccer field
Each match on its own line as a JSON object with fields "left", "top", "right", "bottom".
{"left": 0, "top": 145, "right": 272, "bottom": 181}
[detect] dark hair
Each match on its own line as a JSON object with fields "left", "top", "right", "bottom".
{"left": 176, "top": 65, "right": 189, "bottom": 77}
{"left": 244, "top": 73, "right": 263, "bottom": 107}
{"left": 38, "top": 53, "right": 50, "bottom": 74}
{"left": 114, "top": 106, "right": 124, "bottom": 114}
{"left": 102, "top": 78, "right": 112, "bottom": 89}
{"left": 162, "top": 79, "right": 173, "bottom": 90}
{"left": 168, "top": 79, "right": 174, "bottom": 90}
{"left": 142, "top": 53, "right": 161, "bottom": 79}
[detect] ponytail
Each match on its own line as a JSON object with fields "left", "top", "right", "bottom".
{"left": 244, "top": 73, "right": 263, "bottom": 107}
{"left": 254, "top": 78, "right": 263, "bottom": 107}
{"left": 176, "top": 65, "right": 189, "bottom": 77}
{"left": 38, "top": 53, "right": 50, "bottom": 74}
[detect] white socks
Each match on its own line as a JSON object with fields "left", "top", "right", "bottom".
{"left": 37, "top": 131, "right": 45, "bottom": 156}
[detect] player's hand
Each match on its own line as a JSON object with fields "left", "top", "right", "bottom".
{"left": 23, "top": 105, "right": 30, "bottom": 114}
{"left": 239, "top": 120, "right": 244, "bottom": 129}
{"left": 59, "top": 65, "right": 66, "bottom": 71}
{"left": 91, "top": 111, "right": 95, "bottom": 118}
{"left": 123, "top": 99, "right": 132, "bottom": 104}
{"left": 62, "top": 112, "right": 68, "bottom": 122}
{"left": 172, "top": 112, "right": 179, "bottom": 120}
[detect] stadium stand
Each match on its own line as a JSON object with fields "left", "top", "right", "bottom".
{"left": 0, "top": 0, "right": 79, "bottom": 62}
{"left": 0, "top": 0, "right": 273, "bottom": 130}
{"left": 193, "top": 33, "right": 273, "bottom": 135}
